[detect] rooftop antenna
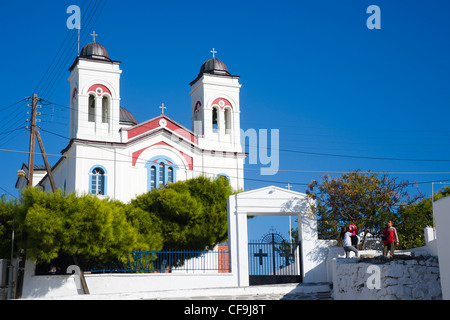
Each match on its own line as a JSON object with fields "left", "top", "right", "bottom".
{"left": 77, "top": 25, "right": 81, "bottom": 56}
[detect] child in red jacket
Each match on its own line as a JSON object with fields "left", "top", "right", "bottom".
{"left": 382, "top": 220, "right": 399, "bottom": 257}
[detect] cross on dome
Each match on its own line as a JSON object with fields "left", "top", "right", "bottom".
{"left": 210, "top": 48, "right": 217, "bottom": 59}
{"left": 91, "top": 31, "right": 98, "bottom": 43}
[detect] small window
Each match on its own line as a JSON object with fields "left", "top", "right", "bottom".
{"left": 168, "top": 167, "right": 173, "bottom": 184}
{"left": 159, "top": 162, "right": 165, "bottom": 186}
{"left": 150, "top": 166, "right": 157, "bottom": 189}
{"left": 90, "top": 167, "right": 105, "bottom": 195}
{"left": 212, "top": 107, "right": 218, "bottom": 133}
{"left": 88, "top": 95, "right": 95, "bottom": 122}
{"left": 224, "top": 108, "right": 231, "bottom": 134}
{"left": 102, "top": 96, "right": 109, "bottom": 123}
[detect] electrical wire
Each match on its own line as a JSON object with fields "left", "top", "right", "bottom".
{"left": 38, "top": 98, "right": 450, "bottom": 163}
{"left": 6, "top": 127, "right": 450, "bottom": 178}
{"left": 0, "top": 98, "right": 27, "bottom": 112}
{"left": 36, "top": 0, "right": 107, "bottom": 100}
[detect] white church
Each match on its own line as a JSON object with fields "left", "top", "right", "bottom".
{"left": 15, "top": 38, "right": 338, "bottom": 298}
{"left": 16, "top": 40, "right": 246, "bottom": 201}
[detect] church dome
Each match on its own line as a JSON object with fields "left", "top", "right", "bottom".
{"left": 80, "top": 42, "right": 111, "bottom": 61}
{"left": 120, "top": 107, "right": 139, "bottom": 126}
{"left": 199, "top": 58, "right": 231, "bottom": 76}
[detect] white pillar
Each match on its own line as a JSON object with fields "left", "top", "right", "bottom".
{"left": 424, "top": 226, "right": 435, "bottom": 244}
{"left": 227, "top": 195, "right": 249, "bottom": 287}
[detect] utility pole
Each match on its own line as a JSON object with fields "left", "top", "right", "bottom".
{"left": 27, "top": 94, "right": 38, "bottom": 187}
{"left": 36, "top": 131, "right": 56, "bottom": 191}
{"left": 16, "top": 94, "right": 39, "bottom": 299}
{"left": 16, "top": 94, "right": 58, "bottom": 299}
{"left": 25, "top": 94, "right": 56, "bottom": 191}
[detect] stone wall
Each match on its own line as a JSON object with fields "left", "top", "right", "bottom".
{"left": 333, "top": 255, "right": 442, "bottom": 300}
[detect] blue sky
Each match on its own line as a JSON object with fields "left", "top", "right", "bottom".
{"left": 1, "top": 0, "right": 450, "bottom": 241}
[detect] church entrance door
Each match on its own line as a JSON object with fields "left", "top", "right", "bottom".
{"left": 248, "top": 230, "right": 302, "bottom": 286}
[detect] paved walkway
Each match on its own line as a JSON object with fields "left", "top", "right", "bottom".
{"left": 149, "top": 283, "right": 333, "bottom": 300}
{"left": 34, "top": 282, "right": 333, "bottom": 300}
{"left": 163, "top": 291, "right": 333, "bottom": 300}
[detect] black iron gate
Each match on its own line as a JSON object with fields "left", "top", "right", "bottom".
{"left": 248, "top": 231, "right": 302, "bottom": 285}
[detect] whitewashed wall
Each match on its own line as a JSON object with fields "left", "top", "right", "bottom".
{"left": 332, "top": 257, "right": 442, "bottom": 300}
{"left": 435, "top": 196, "right": 450, "bottom": 300}
{"left": 21, "top": 253, "right": 238, "bottom": 299}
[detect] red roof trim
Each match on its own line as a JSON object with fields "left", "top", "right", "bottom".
{"left": 88, "top": 84, "right": 112, "bottom": 96}
{"left": 127, "top": 115, "right": 197, "bottom": 144}
{"left": 132, "top": 141, "right": 193, "bottom": 170}
{"left": 211, "top": 97, "right": 233, "bottom": 109}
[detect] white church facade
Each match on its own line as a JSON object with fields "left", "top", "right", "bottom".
{"left": 16, "top": 42, "right": 246, "bottom": 202}
{"left": 16, "top": 40, "right": 337, "bottom": 298}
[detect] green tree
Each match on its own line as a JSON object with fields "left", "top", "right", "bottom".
{"left": 306, "top": 170, "right": 423, "bottom": 249}
{"left": 132, "top": 175, "right": 233, "bottom": 250}
{"left": 12, "top": 188, "right": 165, "bottom": 294}
{"left": 1, "top": 176, "right": 234, "bottom": 280}
{"left": 15, "top": 188, "right": 145, "bottom": 265}
{"left": 133, "top": 187, "right": 204, "bottom": 250}
{"left": 396, "top": 186, "right": 450, "bottom": 249}
{"left": 0, "top": 195, "right": 19, "bottom": 259}
{"left": 123, "top": 203, "right": 164, "bottom": 252}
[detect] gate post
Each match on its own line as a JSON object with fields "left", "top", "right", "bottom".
{"left": 227, "top": 195, "right": 249, "bottom": 287}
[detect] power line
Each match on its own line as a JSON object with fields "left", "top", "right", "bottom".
{"left": 34, "top": 0, "right": 90, "bottom": 95}
{"left": 37, "top": 0, "right": 107, "bottom": 100}
{"left": 40, "top": 99, "right": 450, "bottom": 163}
{"left": 0, "top": 98, "right": 27, "bottom": 112}
{"left": 3, "top": 143, "right": 450, "bottom": 177}
{"left": 0, "top": 186, "right": 16, "bottom": 198}
{"left": 276, "top": 149, "right": 450, "bottom": 163}
{"left": 5, "top": 142, "right": 450, "bottom": 191}
{"left": 4, "top": 120, "right": 450, "bottom": 194}
{"left": 40, "top": 110, "right": 450, "bottom": 155}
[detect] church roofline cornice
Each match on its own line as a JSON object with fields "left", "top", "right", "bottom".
{"left": 60, "top": 128, "right": 247, "bottom": 159}
{"left": 122, "top": 114, "right": 194, "bottom": 135}
{"left": 69, "top": 56, "right": 122, "bottom": 72}
{"left": 189, "top": 72, "right": 241, "bottom": 87}
{"left": 123, "top": 114, "right": 198, "bottom": 144}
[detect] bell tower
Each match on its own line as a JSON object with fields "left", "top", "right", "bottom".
{"left": 68, "top": 38, "right": 122, "bottom": 142}
{"left": 189, "top": 50, "right": 242, "bottom": 152}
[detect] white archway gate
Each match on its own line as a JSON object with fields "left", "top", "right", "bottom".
{"left": 227, "top": 186, "right": 330, "bottom": 287}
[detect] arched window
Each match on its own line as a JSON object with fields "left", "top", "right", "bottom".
{"left": 159, "top": 162, "right": 165, "bottom": 186}
{"left": 150, "top": 166, "right": 157, "bottom": 189}
{"left": 217, "top": 174, "right": 230, "bottom": 183}
{"left": 90, "top": 167, "right": 106, "bottom": 195}
{"left": 146, "top": 157, "right": 178, "bottom": 190}
{"left": 212, "top": 107, "right": 218, "bottom": 133}
{"left": 168, "top": 167, "right": 173, "bottom": 183}
{"left": 224, "top": 108, "right": 231, "bottom": 134}
{"left": 88, "top": 94, "right": 96, "bottom": 122}
{"left": 102, "top": 96, "right": 109, "bottom": 123}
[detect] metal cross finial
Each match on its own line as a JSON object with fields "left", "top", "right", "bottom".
{"left": 91, "top": 31, "right": 98, "bottom": 42}
{"left": 210, "top": 48, "right": 217, "bottom": 59}
{"left": 159, "top": 103, "right": 166, "bottom": 115}
{"left": 286, "top": 183, "right": 292, "bottom": 190}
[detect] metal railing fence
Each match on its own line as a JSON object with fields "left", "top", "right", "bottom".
{"left": 35, "top": 248, "right": 230, "bottom": 275}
